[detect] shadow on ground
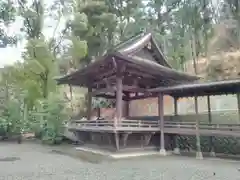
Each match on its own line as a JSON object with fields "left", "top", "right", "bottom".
{"left": 50, "top": 146, "right": 111, "bottom": 164}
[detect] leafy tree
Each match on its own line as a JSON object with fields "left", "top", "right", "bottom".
{"left": 69, "top": 0, "right": 117, "bottom": 64}
{"left": 0, "top": 0, "right": 17, "bottom": 47}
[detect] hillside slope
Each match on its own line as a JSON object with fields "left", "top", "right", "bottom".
{"left": 185, "top": 50, "right": 240, "bottom": 80}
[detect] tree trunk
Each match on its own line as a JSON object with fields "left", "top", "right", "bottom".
{"left": 69, "top": 84, "right": 74, "bottom": 112}
{"left": 43, "top": 78, "right": 48, "bottom": 99}
{"left": 191, "top": 32, "right": 198, "bottom": 74}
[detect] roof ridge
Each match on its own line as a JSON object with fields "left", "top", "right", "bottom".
{"left": 113, "top": 31, "right": 146, "bottom": 51}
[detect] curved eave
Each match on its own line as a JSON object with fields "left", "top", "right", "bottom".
{"left": 56, "top": 52, "right": 199, "bottom": 86}
{"left": 55, "top": 53, "right": 114, "bottom": 85}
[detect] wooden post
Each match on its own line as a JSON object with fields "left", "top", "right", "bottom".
{"left": 97, "top": 108, "right": 101, "bottom": 118}
{"left": 87, "top": 87, "right": 92, "bottom": 120}
{"left": 173, "top": 97, "right": 180, "bottom": 154}
{"left": 116, "top": 75, "right": 123, "bottom": 125}
{"left": 237, "top": 93, "right": 240, "bottom": 122}
{"left": 125, "top": 98, "right": 130, "bottom": 118}
{"left": 158, "top": 93, "right": 166, "bottom": 155}
{"left": 207, "top": 95, "right": 215, "bottom": 156}
{"left": 194, "top": 96, "right": 203, "bottom": 159}
{"left": 114, "top": 73, "right": 123, "bottom": 151}
{"left": 114, "top": 132, "right": 120, "bottom": 151}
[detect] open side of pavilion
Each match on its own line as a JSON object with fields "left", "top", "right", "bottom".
{"left": 149, "top": 78, "right": 240, "bottom": 158}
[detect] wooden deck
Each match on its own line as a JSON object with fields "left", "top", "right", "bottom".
{"left": 67, "top": 119, "right": 240, "bottom": 137}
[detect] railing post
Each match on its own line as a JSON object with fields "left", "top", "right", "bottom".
{"left": 237, "top": 93, "right": 240, "bottom": 122}
{"left": 194, "top": 96, "right": 203, "bottom": 159}
{"left": 138, "top": 120, "right": 141, "bottom": 127}
{"left": 207, "top": 95, "right": 215, "bottom": 157}
{"left": 173, "top": 96, "right": 180, "bottom": 154}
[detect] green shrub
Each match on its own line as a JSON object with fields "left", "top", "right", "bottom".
{"left": 0, "top": 99, "right": 25, "bottom": 137}
{"left": 32, "top": 94, "right": 69, "bottom": 145}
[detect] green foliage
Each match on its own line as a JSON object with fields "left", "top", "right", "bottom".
{"left": 70, "top": 0, "right": 118, "bottom": 60}
{"left": 0, "top": 99, "right": 25, "bottom": 136}
{"left": 32, "top": 94, "right": 69, "bottom": 144}
{"left": 0, "top": 0, "right": 17, "bottom": 47}
{"left": 18, "top": 0, "right": 44, "bottom": 39}
{"left": 68, "top": 36, "right": 88, "bottom": 68}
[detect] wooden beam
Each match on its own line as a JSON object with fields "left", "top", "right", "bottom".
{"left": 95, "top": 94, "right": 115, "bottom": 99}
{"left": 93, "top": 75, "right": 116, "bottom": 89}
{"left": 123, "top": 78, "right": 158, "bottom": 88}
{"left": 93, "top": 84, "right": 148, "bottom": 96}
{"left": 92, "top": 87, "right": 115, "bottom": 96}
{"left": 93, "top": 70, "right": 116, "bottom": 83}
{"left": 95, "top": 94, "right": 128, "bottom": 101}
{"left": 128, "top": 92, "right": 158, "bottom": 100}
{"left": 122, "top": 85, "right": 147, "bottom": 93}
{"left": 126, "top": 65, "right": 156, "bottom": 78}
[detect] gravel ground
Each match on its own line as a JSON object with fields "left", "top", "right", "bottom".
{"left": 0, "top": 143, "right": 239, "bottom": 180}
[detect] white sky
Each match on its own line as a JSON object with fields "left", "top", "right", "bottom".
{"left": 0, "top": 0, "right": 66, "bottom": 68}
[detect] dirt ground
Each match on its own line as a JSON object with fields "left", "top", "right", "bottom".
{"left": 0, "top": 142, "right": 239, "bottom": 180}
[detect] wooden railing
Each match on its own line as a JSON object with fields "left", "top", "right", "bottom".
{"left": 69, "top": 119, "right": 240, "bottom": 132}
{"left": 119, "top": 120, "right": 158, "bottom": 128}
{"left": 70, "top": 119, "right": 159, "bottom": 128}
{"left": 164, "top": 121, "right": 240, "bottom": 132}
{"left": 71, "top": 120, "right": 114, "bottom": 127}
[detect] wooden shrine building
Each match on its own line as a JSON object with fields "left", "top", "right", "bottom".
{"left": 57, "top": 32, "right": 240, "bottom": 158}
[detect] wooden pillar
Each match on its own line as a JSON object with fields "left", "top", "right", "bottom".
{"left": 194, "top": 96, "right": 203, "bottom": 159}
{"left": 97, "top": 108, "right": 101, "bottom": 118}
{"left": 116, "top": 75, "right": 123, "bottom": 125}
{"left": 237, "top": 93, "right": 240, "bottom": 122}
{"left": 173, "top": 97, "right": 180, "bottom": 154}
{"left": 87, "top": 87, "right": 92, "bottom": 120}
{"left": 158, "top": 93, "right": 166, "bottom": 155}
{"left": 114, "top": 132, "right": 120, "bottom": 151}
{"left": 114, "top": 75, "right": 122, "bottom": 151}
{"left": 125, "top": 100, "right": 130, "bottom": 118}
{"left": 207, "top": 95, "right": 215, "bottom": 156}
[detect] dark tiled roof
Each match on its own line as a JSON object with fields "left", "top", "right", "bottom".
{"left": 149, "top": 79, "right": 240, "bottom": 97}
{"left": 56, "top": 32, "right": 198, "bottom": 86}
{"left": 114, "top": 53, "right": 198, "bottom": 82}
{"left": 115, "top": 32, "right": 171, "bottom": 68}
